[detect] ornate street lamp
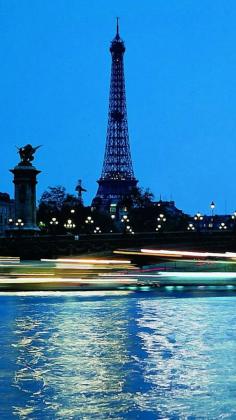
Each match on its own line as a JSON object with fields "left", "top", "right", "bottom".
{"left": 85, "top": 216, "right": 94, "bottom": 233}
{"left": 85, "top": 216, "right": 94, "bottom": 224}
{"left": 49, "top": 217, "right": 59, "bottom": 235}
{"left": 15, "top": 218, "right": 24, "bottom": 228}
{"left": 94, "top": 226, "right": 102, "bottom": 234}
{"left": 121, "top": 214, "right": 130, "bottom": 234}
{"left": 126, "top": 225, "right": 134, "bottom": 234}
{"left": 187, "top": 223, "right": 195, "bottom": 231}
{"left": 219, "top": 222, "right": 227, "bottom": 230}
{"left": 231, "top": 211, "right": 236, "bottom": 220}
{"left": 231, "top": 211, "right": 236, "bottom": 231}
{"left": 121, "top": 214, "right": 129, "bottom": 223}
{"left": 210, "top": 201, "right": 215, "bottom": 217}
{"left": 157, "top": 213, "right": 166, "bottom": 222}
{"left": 194, "top": 212, "right": 203, "bottom": 221}
{"left": 156, "top": 213, "right": 166, "bottom": 232}
{"left": 193, "top": 212, "right": 204, "bottom": 231}
{"left": 50, "top": 217, "right": 59, "bottom": 226}
{"left": 64, "top": 219, "right": 76, "bottom": 230}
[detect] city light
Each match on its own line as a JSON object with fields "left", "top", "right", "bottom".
{"left": 121, "top": 214, "right": 129, "bottom": 223}
{"left": 156, "top": 213, "right": 166, "bottom": 231}
{"left": 85, "top": 216, "right": 94, "bottom": 224}
{"left": 157, "top": 213, "right": 166, "bottom": 222}
{"left": 94, "top": 226, "right": 102, "bottom": 233}
{"left": 219, "top": 222, "right": 227, "bottom": 230}
{"left": 64, "top": 219, "right": 76, "bottom": 229}
{"left": 194, "top": 212, "right": 203, "bottom": 221}
{"left": 15, "top": 219, "right": 24, "bottom": 227}
{"left": 50, "top": 217, "right": 59, "bottom": 225}
{"left": 231, "top": 211, "right": 236, "bottom": 220}
{"left": 126, "top": 225, "right": 134, "bottom": 234}
{"left": 210, "top": 201, "right": 215, "bottom": 217}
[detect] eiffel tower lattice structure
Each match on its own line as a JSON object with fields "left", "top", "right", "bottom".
{"left": 93, "top": 20, "right": 138, "bottom": 212}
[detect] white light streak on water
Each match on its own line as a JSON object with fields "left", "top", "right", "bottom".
{"left": 0, "top": 290, "right": 132, "bottom": 297}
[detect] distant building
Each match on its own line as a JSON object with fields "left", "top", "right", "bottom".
{"left": 0, "top": 193, "right": 15, "bottom": 235}
{"left": 154, "top": 200, "right": 184, "bottom": 218}
{"left": 187, "top": 213, "right": 236, "bottom": 231}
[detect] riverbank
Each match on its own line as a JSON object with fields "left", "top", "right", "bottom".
{"left": 1, "top": 230, "right": 236, "bottom": 260}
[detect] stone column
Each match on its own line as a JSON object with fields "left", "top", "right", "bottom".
{"left": 10, "top": 144, "right": 41, "bottom": 235}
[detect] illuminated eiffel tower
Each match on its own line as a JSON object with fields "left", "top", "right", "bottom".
{"left": 93, "top": 20, "right": 138, "bottom": 212}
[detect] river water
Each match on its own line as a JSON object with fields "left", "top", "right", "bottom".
{"left": 0, "top": 291, "right": 236, "bottom": 419}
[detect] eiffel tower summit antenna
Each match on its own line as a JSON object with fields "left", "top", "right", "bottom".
{"left": 116, "top": 16, "right": 119, "bottom": 36}
{"left": 92, "top": 20, "right": 138, "bottom": 212}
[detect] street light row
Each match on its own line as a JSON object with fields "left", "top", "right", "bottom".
{"left": 50, "top": 215, "right": 103, "bottom": 234}
{"left": 8, "top": 218, "right": 24, "bottom": 227}
{"left": 187, "top": 209, "right": 236, "bottom": 231}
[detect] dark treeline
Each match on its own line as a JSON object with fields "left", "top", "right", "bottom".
{"left": 37, "top": 185, "right": 188, "bottom": 234}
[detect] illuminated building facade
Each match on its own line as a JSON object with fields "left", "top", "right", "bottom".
{"left": 0, "top": 193, "right": 15, "bottom": 235}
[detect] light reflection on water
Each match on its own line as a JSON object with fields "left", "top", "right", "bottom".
{"left": 0, "top": 293, "right": 236, "bottom": 419}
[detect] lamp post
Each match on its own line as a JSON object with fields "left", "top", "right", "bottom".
{"left": 194, "top": 212, "right": 203, "bottom": 221}
{"left": 219, "top": 222, "right": 227, "bottom": 230}
{"left": 209, "top": 201, "right": 215, "bottom": 230}
{"left": 156, "top": 213, "right": 166, "bottom": 232}
{"left": 194, "top": 212, "right": 203, "bottom": 231}
{"left": 210, "top": 201, "right": 215, "bottom": 217}
{"left": 232, "top": 211, "right": 236, "bottom": 220}
{"left": 15, "top": 218, "right": 24, "bottom": 236}
{"left": 121, "top": 214, "right": 129, "bottom": 223}
{"left": 187, "top": 223, "right": 195, "bottom": 231}
{"left": 94, "top": 226, "right": 102, "bottom": 234}
{"left": 49, "top": 217, "right": 59, "bottom": 235}
{"left": 231, "top": 211, "right": 236, "bottom": 231}
{"left": 85, "top": 216, "right": 94, "bottom": 233}
{"left": 64, "top": 219, "right": 76, "bottom": 232}
{"left": 121, "top": 214, "right": 130, "bottom": 234}
{"left": 15, "top": 218, "right": 24, "bottom": 228}
{"left": 8, "top": 218, "right": 14, "bottom": 227}
{"left": 126, "top": 225, "right": 134, "bottom": 235}
{"left": 50, "top": 217, "right": 59, "bottom": 226}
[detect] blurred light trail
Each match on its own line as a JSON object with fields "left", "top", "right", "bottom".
{"left": 0, "top": 278, "right": 138, "bottom": 284}
{"left": 158, "top": 272, "right": 236, "bottom": 279}
{"left": 141, "top": 249, "right": 236, "bottom": 260}
{"left": 0, "top": 257, "right": 20, "bottom": 264}
{"left": 41, "top": 258, "right": 131, "bottom": 264}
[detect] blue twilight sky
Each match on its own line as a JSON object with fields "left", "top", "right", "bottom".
{"left": 1, "top": 0, "right": 236, "bottom": 215}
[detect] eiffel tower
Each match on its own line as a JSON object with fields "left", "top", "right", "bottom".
{"left": 93, "top": 20, "right": 138, "bottom": 212}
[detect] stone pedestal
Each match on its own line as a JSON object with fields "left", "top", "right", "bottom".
{"left": 10, "top": 164, "right": 41, "bottom": 234}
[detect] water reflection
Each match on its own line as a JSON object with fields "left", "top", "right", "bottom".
{"left": 136, "top": 297, "right": 236, "bottom": 418}
{"left": 0, "top": 294, "right": 236, "bottom": 419}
